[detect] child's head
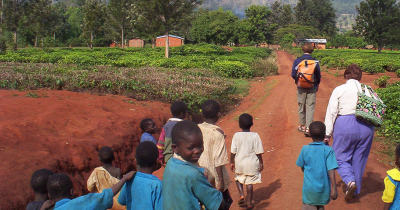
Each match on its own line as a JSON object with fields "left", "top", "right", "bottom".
{"left": 140, "top": 118, "right": 157, "bottom": 134}
{"left": 47, "top": 173, "right": 74, "bottom": 201}
{"left": 395, "top": 144, "right": 400, "bottom": 168}
{"left": 99, "top": 146, "right": 115, "bottom": 165}
{"left": 171, "top": 120, "right": 204, "bottom": 163}
{"left": 239, "top": 113, "right": 253, "bottom": 130}
{"left": 30, "top": 169, "right": 54, "bottom": 197}
{"left": 170, "top": 101, "right": 187, "bottom": 119}
{"left": 309, "top": 121, "right": 326, "bottom": 142}
{"left": 136, "top": 141, "right": 159, "bottom": 170}
{"left": 201, "top": 100, "right": 221, "bottom": 120}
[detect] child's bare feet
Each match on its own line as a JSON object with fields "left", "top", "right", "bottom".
{"left": 238, "top": 196, "right": 245, "bottom": 205}
{"left": 246, "top": 203, "right": 255, "bottom": 210}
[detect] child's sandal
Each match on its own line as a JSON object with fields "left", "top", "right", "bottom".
{"left": 345, "top": 181, "right": 357, "bottom": 202}
{"left": 238, "top": 196, "right": 245, "bottom": 205}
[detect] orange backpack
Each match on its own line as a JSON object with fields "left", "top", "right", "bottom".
{"left": 295, "top": 58, "right": 318, "bottom": 88}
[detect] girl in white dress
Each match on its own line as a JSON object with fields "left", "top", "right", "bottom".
{"left": 230, "top": 113, "right": 264, "bottom": 210}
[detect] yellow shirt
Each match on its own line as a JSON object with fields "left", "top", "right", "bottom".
{"left": 382, "top": 168, "right": 400, "bottom": 203}
{"left": 198, "top": 122, "right": 231, "bottom": 191}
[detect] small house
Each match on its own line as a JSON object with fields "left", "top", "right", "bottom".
{"left": 298, "top": 39, "right": 327, "bottom": 49}
{"left": 156, "top": 35, "right": 184, "bottom": 47}
{"left": 129, "top": 39, "right": 145, "bottom": 48}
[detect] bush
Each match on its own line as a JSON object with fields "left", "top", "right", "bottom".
{"left": 374, "top": 75, "right": 391, "bottom": 88}
{"left": 396, "top": 69, "right": 400, "bottom": 78}
{"left": 211, "top": 61, "right": 254, "bottom": 78}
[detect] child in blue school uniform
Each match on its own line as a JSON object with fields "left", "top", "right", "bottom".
{"left": 140, "top": 118, "right": 157, "bottom": 144}
{"left": 162, "top": 120, "right": 229, "bottom": 210}
{"left": 296, "top": 121, "right": 338, "bottom": 210}
{"left": 48, "top": 171, "right": 135, "bottom": 210}
{"left": 118, "top": 141, "right": 162, "bottom": 210}
{"left": 382, "top": 144, "right": 400, "bottom": 210}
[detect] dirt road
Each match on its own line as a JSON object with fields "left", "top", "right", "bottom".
{"left": 207, "top": 51, "right": 389, "bottom": 209}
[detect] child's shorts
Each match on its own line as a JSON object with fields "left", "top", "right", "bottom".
{"left": 234, "top": 173, "right": 261, "bottom": 185}
{"left": 302, "top": 203, "right": 324, "bottom": 210}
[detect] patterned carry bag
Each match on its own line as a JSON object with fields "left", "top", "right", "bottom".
{"left": 355, "top": 82, "right": 386, "bottom": 127}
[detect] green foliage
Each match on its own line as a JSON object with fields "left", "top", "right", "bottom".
{"left": 397, "top": 69, "right": 400, "bottom": 78}
{"left": 312, "top": 49, "right": 400, "bottom": 74}
{"left": 275, "top": 24, "right": 320, "bottom": 44}
{"left": 244, "top": 5, "right": 276, "bottom": 45}
{"left": 294, "top": 0, "right": 337, "bottom": 36}
{"left": 211, "top": 61, "right": 253, "bottom": 78}
{"left": 354, "top": 0, "right": 400, "bottom": 53}
{"left": 376, "top": 82, "right": 400, "bottom": 141}
{"left": 374, "top": 75, "right": 391, "bottom": 88}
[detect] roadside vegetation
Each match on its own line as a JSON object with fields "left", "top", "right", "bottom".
{"left": 0, "top": 44, "right": 277, "bottom": 112}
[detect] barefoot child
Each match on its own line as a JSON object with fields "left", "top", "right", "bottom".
{"left": 198, "top": 100, "right": 232, "bottom": 206}
{"left": 162, "top": 120, "right": 229, "bottom": 210}
{"left": 382, "top": 144, "right": 400, "bottom": 210}
{"left": 157, "top": 101, "right": 187, "bottom": 165}
{"left": 140, "top": 118, "right": 157, "bottom": 144}
{"left": 49, "top": 171, "right": 135, "bottom": 210}
{"left": 118, "top": 141, "right": 162, "bottom": 210}
{"left": 87, "top": 146, "right": 125, "bottom": 210}
{"left": 230, "top": 113, "right": 264, "bottom": 210}
{"left": 27, "top": 169, "right": 55, "bottom": 210}
{"left": 296, "top": 121, "right": 338, "bottom": 210}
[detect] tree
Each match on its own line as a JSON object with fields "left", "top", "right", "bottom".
{"left": 105, "top": 0, "right": 134, "bottom": 48}
{"left": 244, "top": 5, "right": 276, "bottom": 46}
{"left": 190, "top": 8, "right": 237, "bottom": 45}
{"left": 274, "top": 24, "right": 320, "bottom": 44}
{"left": 294, "top": 0, "right": 337, "bottom": 37}
{"left": 26, "top": 0, "right": 52, "bottom": 47}
{"left": 3, "top": 0, "right": 29, "bottom": 50}
{"left": 354, "top": 0, "right": 400, "bottom": 53}
{"left": 82, "top": 0, "right": 105, "bottom": 49}
{"left": 270, "top": 1, "right": 293, "bottom": 28}
{"left": 135, "top": 0, "right": 202, "bottom": 58}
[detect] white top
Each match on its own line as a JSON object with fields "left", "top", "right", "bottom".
{"left": 231, "top": 132, "right": 264, "bottom": 175}
{"left": 324, "top": 79, "right": 368, "bottom": 135}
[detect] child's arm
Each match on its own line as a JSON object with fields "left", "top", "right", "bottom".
{"left": 110, "top": 171, "right": 135, "bottom": 196}
{"left": 256, "top": 154, "right": 263, "bottom": 171}
{"left": 328, "top": 169, "right": 338, "bottom": 200}
{"left": 156, "top": 128, "right": 166, "bottom": 165}
{"left": 39, "top": 200, "right": 54, "bottom": 210}
{"left": 215, "top": 166, "right": 225, "bottom": 192}
{"left": 384, "top": 203, "right": 392, "bottom": 210}
{"left": 230, "top": 153, "right": 235, "bottom": 172}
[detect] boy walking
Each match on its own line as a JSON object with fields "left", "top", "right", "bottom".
{"left": 157, "top": 101, "right": 187, "bottom": 165}
{"left": 162, "top": 120, "right": 228, "bottom": 210}
{"left": 118, "top": 141, "right": 162, "bottom": 210}
{"left": 296, "top": 121, "right": 338, "bottom": 210}
{"left": 198, "top": 100, "right": 231, "bottom": 198}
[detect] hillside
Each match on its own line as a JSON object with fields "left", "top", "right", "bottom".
{"left": 201, "top": 0, "right": 362, "bottom": 18}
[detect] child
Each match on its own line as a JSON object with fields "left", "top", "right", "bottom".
{"left": 382, "top": 144, "right": 400, "bottom": 210}
{"left": 118, "top": 141, "right": 162, "bottom": 210}
{"left": 162, "top": 120, "right": 228, "bottom": 210}
{"left": 26, "top": 169, "right": 54, "bottom": 210}
{"left": 87, "top": 146, "right": 124, "bottom": 210}
{"left": 230, "top": 113, "right": 264, "bottom": 210}
{"left": 48, "top": 171, "right": 135, "bottom": 210}
{"left": 157, "top": 101, "right": 187, "bottom": 164}
{"left": 140, "top": 118, "right": 157, "bottom": 144}
{"left": 296, "top": 121, "right": 338, "bottom": 210}
{"left": 197, "top": 100, "right": 232, "bottom": 204}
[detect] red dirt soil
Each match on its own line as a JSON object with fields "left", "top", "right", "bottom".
{"left": 1, "top": 51, "right": 398, "bottom": 209}
{"left": 0, "top": 91, "right": 171, "bottom": 210}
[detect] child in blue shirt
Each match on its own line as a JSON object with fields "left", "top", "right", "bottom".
{"left": 162, "top": 120, "right": 229, "bottom": 210}
{"left": 140, "top": 118, "right": 157, "bottom": 144}
{"left": 48, "top": 171, "right": 135, "bottom": 210}
{"left": 296, "top": 121, "right": 338, "bottom": 210}
{"left": 118, "top": 141, "right": 162, "bottom": 210}
{"left": 382, "top": 144, "right": 400, "bottom": 210}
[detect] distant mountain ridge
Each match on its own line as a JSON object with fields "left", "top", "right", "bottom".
{"left": 201, "top": 0, "right": 363, "bottom": 18}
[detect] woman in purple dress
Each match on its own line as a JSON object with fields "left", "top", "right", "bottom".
{"left": 324, "top": 64, "right": 375, "bottom": 202}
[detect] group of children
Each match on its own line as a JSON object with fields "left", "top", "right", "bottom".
{"left": 26, "top": 100, "right": 400, "bottom": 210}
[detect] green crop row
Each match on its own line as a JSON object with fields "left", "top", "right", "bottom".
{"left": 312, "top": 49, "right": 400, "bottom": 74}
{"left": 0, "top": 62, "right": 245, "bottom": 112}
{"left": 0, "top": 44, "right": 273, "bottom": 79}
